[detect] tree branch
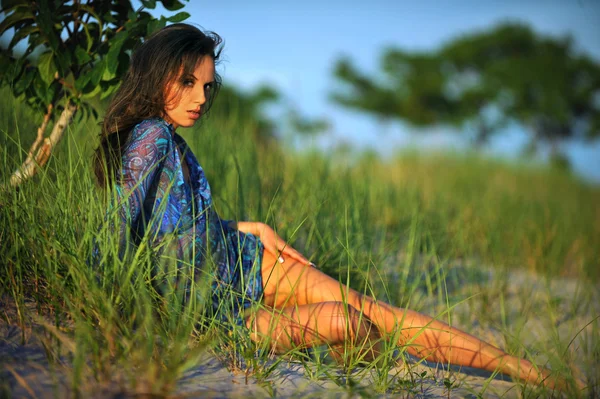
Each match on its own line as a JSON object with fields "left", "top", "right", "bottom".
{"left": 9, "top": 102, "right": 78, "bottom": 187}
{"left": 24, "top": 102, "right": 54, "bottom": 165}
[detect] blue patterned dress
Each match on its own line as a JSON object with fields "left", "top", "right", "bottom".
{"left": 114, "top": 117, "right": 264, "bottom": 325}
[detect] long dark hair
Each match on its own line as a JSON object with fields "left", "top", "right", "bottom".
{"left": 93, "top": 23, "right": 223, "bottom": 187}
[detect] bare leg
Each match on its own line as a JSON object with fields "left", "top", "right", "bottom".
{"left": 246, "top": 301, "right": 382, "bottom": 362}
{"left": 257, "top": 249, "right": 572, "bottom": 390}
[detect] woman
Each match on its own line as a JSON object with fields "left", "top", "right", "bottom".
{"left": 93, "top": 23, "right": 574, "bottom": 391}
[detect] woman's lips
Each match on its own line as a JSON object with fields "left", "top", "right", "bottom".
{"left": 187, "top": 110, "right": 201, "bottom": 119}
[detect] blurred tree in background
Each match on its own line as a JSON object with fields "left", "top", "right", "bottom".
{"left": 0, "top": 0, "right": 189, "bottom": 186}
{"left": 210, "top": 84, "right": 280, "bottom": 143}
{"left": 331, "top": 23, "right": 600, "bottom": 166}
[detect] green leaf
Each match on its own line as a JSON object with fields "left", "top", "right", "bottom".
{"left": 45, "top": 81, "right": 58, "bottom": 104}
{"left": 116, "top": 51, "right": 130, "bottom": 77}
{"left": 81, "top": 23, "right": 94, "bottom": 53}
{"left": 159, "top": 0, "right": 186, "bottom": 11}
{"left": 0, "top": 52, "right": 14, "bottom": 81}
{"left": 103, "top": 11, "right": 116, "bottom": 24}
{"left": 1, "top": 55, "right": 26, "bottom": 83}
{"left": 102, "top": 65, "right": 114, "bottom": 81}
{"left": 147, "top": 17, "right": 166, "bottom": 35}
{"left": 127, "top": 9, "right": 137, "bottom": 26}
{"left": 79, "top": 4, "right": 103, "bottom": 30}
{"left": 0, "top": 0, "right": 29, "bottom": 12}
{"left": 77, "top": 6, "right": 104, "bottom": 52}
{"left": 90, "top": 59, "right": 105, "bottom": 87}
{"left": 36, "top": 1, "right": 60, "bottom": 52}
{"left": 0, "top": 6, "right": 34, "bottom": 35}
{"left": 75, "top": 46, "right": 92, "bottom": 66}
{"left": 106, "top": 30, "right": 128, "bottom": 76}
{"left": 54, "top": 50, "right": 72, "bottom": 78}
{"left": 81, "top": 83, "right": 102, "bottom": 99}
{"left": 27, "top": 32, "right": 46, "bottom": 53}
{"left": 7, "top": 22, "right": 37, "bottom": 50}
{"left": 75, "top": 68, "right": 92, "bottom": 92}
{"left": 166, "top": 11, "right": 190, "bottom": 23}
{"left": 100, "top": 81, "right": 120, "bottom": 100}
{"left": 62, "top": 71, "right": 76, "bottom": 96}
{"left": 13, "top": 66, "right": 35, "bottom": 96}
{"left": 141, "top": 0, "right": 157, "bottom": 9}
{"left": 38, "top": 51, "right": 56, "bottom": 85}
{"left": 127, "top": 12, "right": 152, "bottom": 36}
{"left": 85, "top": 22, "right": 102, "bottom": 53}
{"left": 32, "top": 72, "right": 49, "bottom": 103}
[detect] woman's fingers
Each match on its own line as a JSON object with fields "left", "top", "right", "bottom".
{"left": 263, "top": 244, "right": 305, "bottom": 266}
{"left": 280, "top": 245, "right": 313, "bottom": 266}
{"left": 261, "top": 226, "right": 314, "bottom": 267}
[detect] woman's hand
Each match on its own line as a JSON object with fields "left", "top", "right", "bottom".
{"left": 235, "top": 221, "right": 313, "bottom": 266}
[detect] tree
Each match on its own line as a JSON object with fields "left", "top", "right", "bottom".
{"left": 0, "top": 0, "right": 190, "bottom": 186}
{"left": 331, "top": 23, "right": 600, "bottom": 159}
{"left": 211, "top": 84, "right": 281, "bottom": 143}
{"left": 211, "top": 84, "right": 330, "bottom": 142}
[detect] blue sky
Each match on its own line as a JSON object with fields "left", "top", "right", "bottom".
{"left": 162, "top": 0, "right": 600, "bottom": 181}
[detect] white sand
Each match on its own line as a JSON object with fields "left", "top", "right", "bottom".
{"left": 2, "top": 268, "right": 598, "bottom": 398}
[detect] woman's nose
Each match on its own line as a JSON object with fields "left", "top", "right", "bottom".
{"left": 194, "top": 88, "right": 206, "bottom": 105}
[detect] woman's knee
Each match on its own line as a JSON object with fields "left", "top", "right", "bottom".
{"left": 244, "top": 301, "right": 381, "bottom": 351}
{"left": 322, "top": 302, "right": 378, "bottom": 342}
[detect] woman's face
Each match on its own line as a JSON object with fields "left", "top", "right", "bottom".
{"left": 163, "top": 56, "right": 216, "bottom": 129}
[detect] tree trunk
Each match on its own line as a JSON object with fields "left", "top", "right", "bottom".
{"left": 9, "top": 101, "right": 78, "bottom": 187}
{"left": 25, "top": 103, "right": 54, "bottom": 167}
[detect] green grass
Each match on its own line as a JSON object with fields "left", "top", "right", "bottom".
{"left": 1, "top": 90, "right": 599, "bottom": 397}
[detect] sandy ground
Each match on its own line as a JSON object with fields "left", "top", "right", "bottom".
{"left": 1, "top": 268, "right": 598, "bottom": 398}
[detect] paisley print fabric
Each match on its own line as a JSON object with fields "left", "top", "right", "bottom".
{"left": 114, "top": 117, "right": 264, "bottom": 325}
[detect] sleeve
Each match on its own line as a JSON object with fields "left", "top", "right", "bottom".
{"left": 114, "top": 122, "right": 173, "bottom": 251}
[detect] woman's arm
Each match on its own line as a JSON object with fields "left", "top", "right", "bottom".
{"left": 115, "top": 122, "right": 172, "bottom": 245}
{"left": 227, "top": 221, "right": 262, "bottom": 236}
{"left": 229, "top": 221, "right": 313, "bottom": 266}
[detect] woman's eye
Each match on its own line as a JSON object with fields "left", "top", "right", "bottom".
{"left": 204, "top": 82, "right": 213, "bottom": 91}
{"left": 183, "top": 80, "right": 194, "bottom": 87}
